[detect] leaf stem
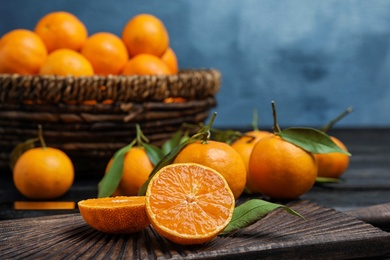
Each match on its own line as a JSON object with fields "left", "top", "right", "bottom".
{"left": 37, "top": 125, "right": 47, "bottom": 149}
{"left": 321, "top": 107, "right": 353, "bottom": 133}
{"left": 271, "top": 101, "right": 281, "bottom": 134}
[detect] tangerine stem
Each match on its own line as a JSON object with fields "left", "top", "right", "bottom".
{"left": 271, "top": 101, "right": 281, "bottom": 134}
{"left": 135, "top": 124, "right": 149, "bottom": 146}
{"left": 321, "top": 107, "right": 353, "bottom": 133}
{"left": 37, "top": 124, "right": 47, "bottom": 149}
{"left": 201, "top": 112, "right": 217, "bottom": 144}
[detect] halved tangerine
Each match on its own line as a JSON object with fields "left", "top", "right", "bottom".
{"left": 145, "top": 163, "right": 235, "bottom": 245}
{"left": 78, "top": 196, "right": 150, "bottom": 234}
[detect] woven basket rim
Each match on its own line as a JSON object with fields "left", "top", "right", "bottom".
{"left": 0, "top": 68, "right": 221, "bottom": 104}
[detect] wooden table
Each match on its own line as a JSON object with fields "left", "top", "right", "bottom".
{"left": 1, "top": 128, "right": 390, "bottom": 259}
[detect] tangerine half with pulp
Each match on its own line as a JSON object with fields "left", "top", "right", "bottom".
{"left": 78, "top": 196, "right": 150, "bottom": 234}
{"left": 145, "top": 163, "right": 235, "bottom": 245}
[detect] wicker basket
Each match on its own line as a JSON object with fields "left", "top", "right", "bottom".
{"left": 0, "top": 69, "right": 220, "bottom": 176}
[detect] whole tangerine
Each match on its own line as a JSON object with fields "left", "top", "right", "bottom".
{"left": 121, "top": 53, "right": 171, "bottom": 76}
{"left": 105, "top": 146, "right": 154, "bottom": 196}
{"left": 80, "top": 32, "right": 129, "bottom": 75}
{"left": 34, "top": 11, "right": 88, "bottom": 53}
{"left": 161, "top": 47, "right": 178, "bottom": 74}
{"left": 0, "top": 29, "right": 47, "bottom": 74}
{"left": 315, "top": 136, "right": 350, "bottom": 178}
{"left": 39, "top": 48, "right": 94, "bottom": 76}
{"left": 248, "top": 134, "right": 317, "bottom": 200}
{"left": 173, "top": 140, "right": 247, "bottom": 199}
{"left": 231, "top": 130, "right": 271, "bottom": 192}
{"left": 122, "top": 14, "right": 169, "bottom": 57}
{"left": 13, "top": 147, "right": 74, "bottom": 200}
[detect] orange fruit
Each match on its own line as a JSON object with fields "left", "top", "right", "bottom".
{"left": 121, "top": 54, "right": 171, "bottom": 76}
{"left": 39, "top": 48, "right": 94, "bottom": 76}
{"left": 80, "top": 32, "right": 129, "bottom": 75}
{"left": 145, "top": 163, "right": 235, "bottom": 245}
{"left": 78, "top": 196, "right": 150, "bottom": 234}
{"left": 0, "top": 29, "right": 47, "bottom": 74}
{"left": 231, "top": 130, "right": 271, "bottom": 192}
{"left": 248, "top": 135, "right": 317, "bottom": 199}
{"left": 105, "top": 146, "right": 154, "bottom": 196}
{"left": 34, "top": 11, "right": 88, "bottom": 53}
{"left": 13, "top": 147, "right": 74, "bottom": 199}
{"left": 315, "top": 136, "right": 350, "bottom": 178}
{"left": 173, "top": 140, "right": 247, "bottom": 199}
{"left": 122, "top": 14, "right": 169, "bottom": 57}
{"left": 161, "top": 47, "right": 178, "bottom": 74}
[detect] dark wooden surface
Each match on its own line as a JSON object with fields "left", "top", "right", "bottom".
{"left": 1, "top": 200, "right": 390, "bottom": 259}
{"left": 1, "top": 128, "right": 390, "bottom": 259}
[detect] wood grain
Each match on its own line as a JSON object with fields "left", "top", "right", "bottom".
{"left": 1, "top": 200, "right": 389, "bottom": 259}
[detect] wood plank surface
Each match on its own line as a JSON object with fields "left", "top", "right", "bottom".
{"left": 1, "top": 200, "right": 389, "bottom": 259}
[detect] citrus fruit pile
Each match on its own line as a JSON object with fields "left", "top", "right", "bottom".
{"left": 0, "top": 11, "right": 178, "bottom": 76}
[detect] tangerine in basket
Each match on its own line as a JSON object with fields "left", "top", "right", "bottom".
{"left": 39, "top": 48, "right": 94, "bottom": 76}
{"left": 13, "top": 147, "right": 74, "bottom": 200}
{"left": 122, "top": 14, "right": 169, "bottom": 57}
{"left": 248, "top": 134, "right": 317, "bottom": 199}
{"left": 173, "top": 140, "right": 247, "bottom": 199}
{"left": 78, "top": 196, "right": 150, "bottom": 234}
{"left": 315, "top": 136, "right": 350, "bottom": 178}
{"left": 145, "top": 163, "right": 235, "bottom": 245}
{"left": 80, "top": 32, "right": 129, "bottom": 75}
{"left": 121, "top": 54, "right": 171, "bottom": 75}
{"left": 34, "top": 11, "right": 88, "bottom": 53}
{"left": 161, "top": 47, "right": 178, "bottom": 74}
{"left": 0, "top": 29, "right": 47, "bottom": 74}
{"left": 105, "top": 146, "right": 154, "bottom": 196}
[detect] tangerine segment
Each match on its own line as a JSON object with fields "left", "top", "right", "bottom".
{"left": 145, "top": 163, "right": 235, "bottom": 245}
{"left": 78, "top": 196, "right": 150, "bottom": 234}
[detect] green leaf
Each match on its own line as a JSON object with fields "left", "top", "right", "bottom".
{"left": 143, "top": 143, "right": 164, "bottom": 166}
{"left": 316, "top": 176, "right": 342, "bottom": 183}
{"left": 279, "top": 127, "right": 351, "bottom": 155}
{"left": 98, "top": 142, "right": 134, "bottom": 198}
{"left": 161, "top": 130, "right": 185, "bottom": 155}
{"left": 9, "top": 138, "right": 39, "bottom": 171}
{"left": 220, "top": 199, "right": 304, "bottom": 235}
{"left": 138, "top": 137, "right": 200, "bottom": 196}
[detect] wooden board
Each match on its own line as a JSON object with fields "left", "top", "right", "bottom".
{"left": 1, "top": 200, "right": 390, "bottom": 259}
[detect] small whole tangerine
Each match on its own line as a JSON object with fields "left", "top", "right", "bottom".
{"left": 173, "top": 140, "right": 247, "bottom": 199}
{"left": 39, "top": 48, "right": 94, "bottom": 76}
{"left": 231, "top": 130, "right": 271, "bottom": 192}
{"left": 122, "top": 14, "right": 169, "bottom": 57}
{"left": 315, "top": 136, "right": 350, "bottom": 178}
{"left": 105, "top": 146, "right": 154, "bottom": 196}
{"left": 80, "top": 32, "right": 129, "bottom": 75}
{"left": 13, "top": 147, "right": 74, "bottom": 200}
{"left": 121, "top": 54, "right": 171, "bottom": 76}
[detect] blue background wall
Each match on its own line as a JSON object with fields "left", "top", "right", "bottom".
{"left": 1, "top": 0, "right": 390, "bottom": 129}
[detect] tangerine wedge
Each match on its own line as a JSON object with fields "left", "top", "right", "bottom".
{"left": 145, "top": 163, "right": 235, "bottom": 245}
{"left": 78, "top": 196, "right": 150, "bottom": 234}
